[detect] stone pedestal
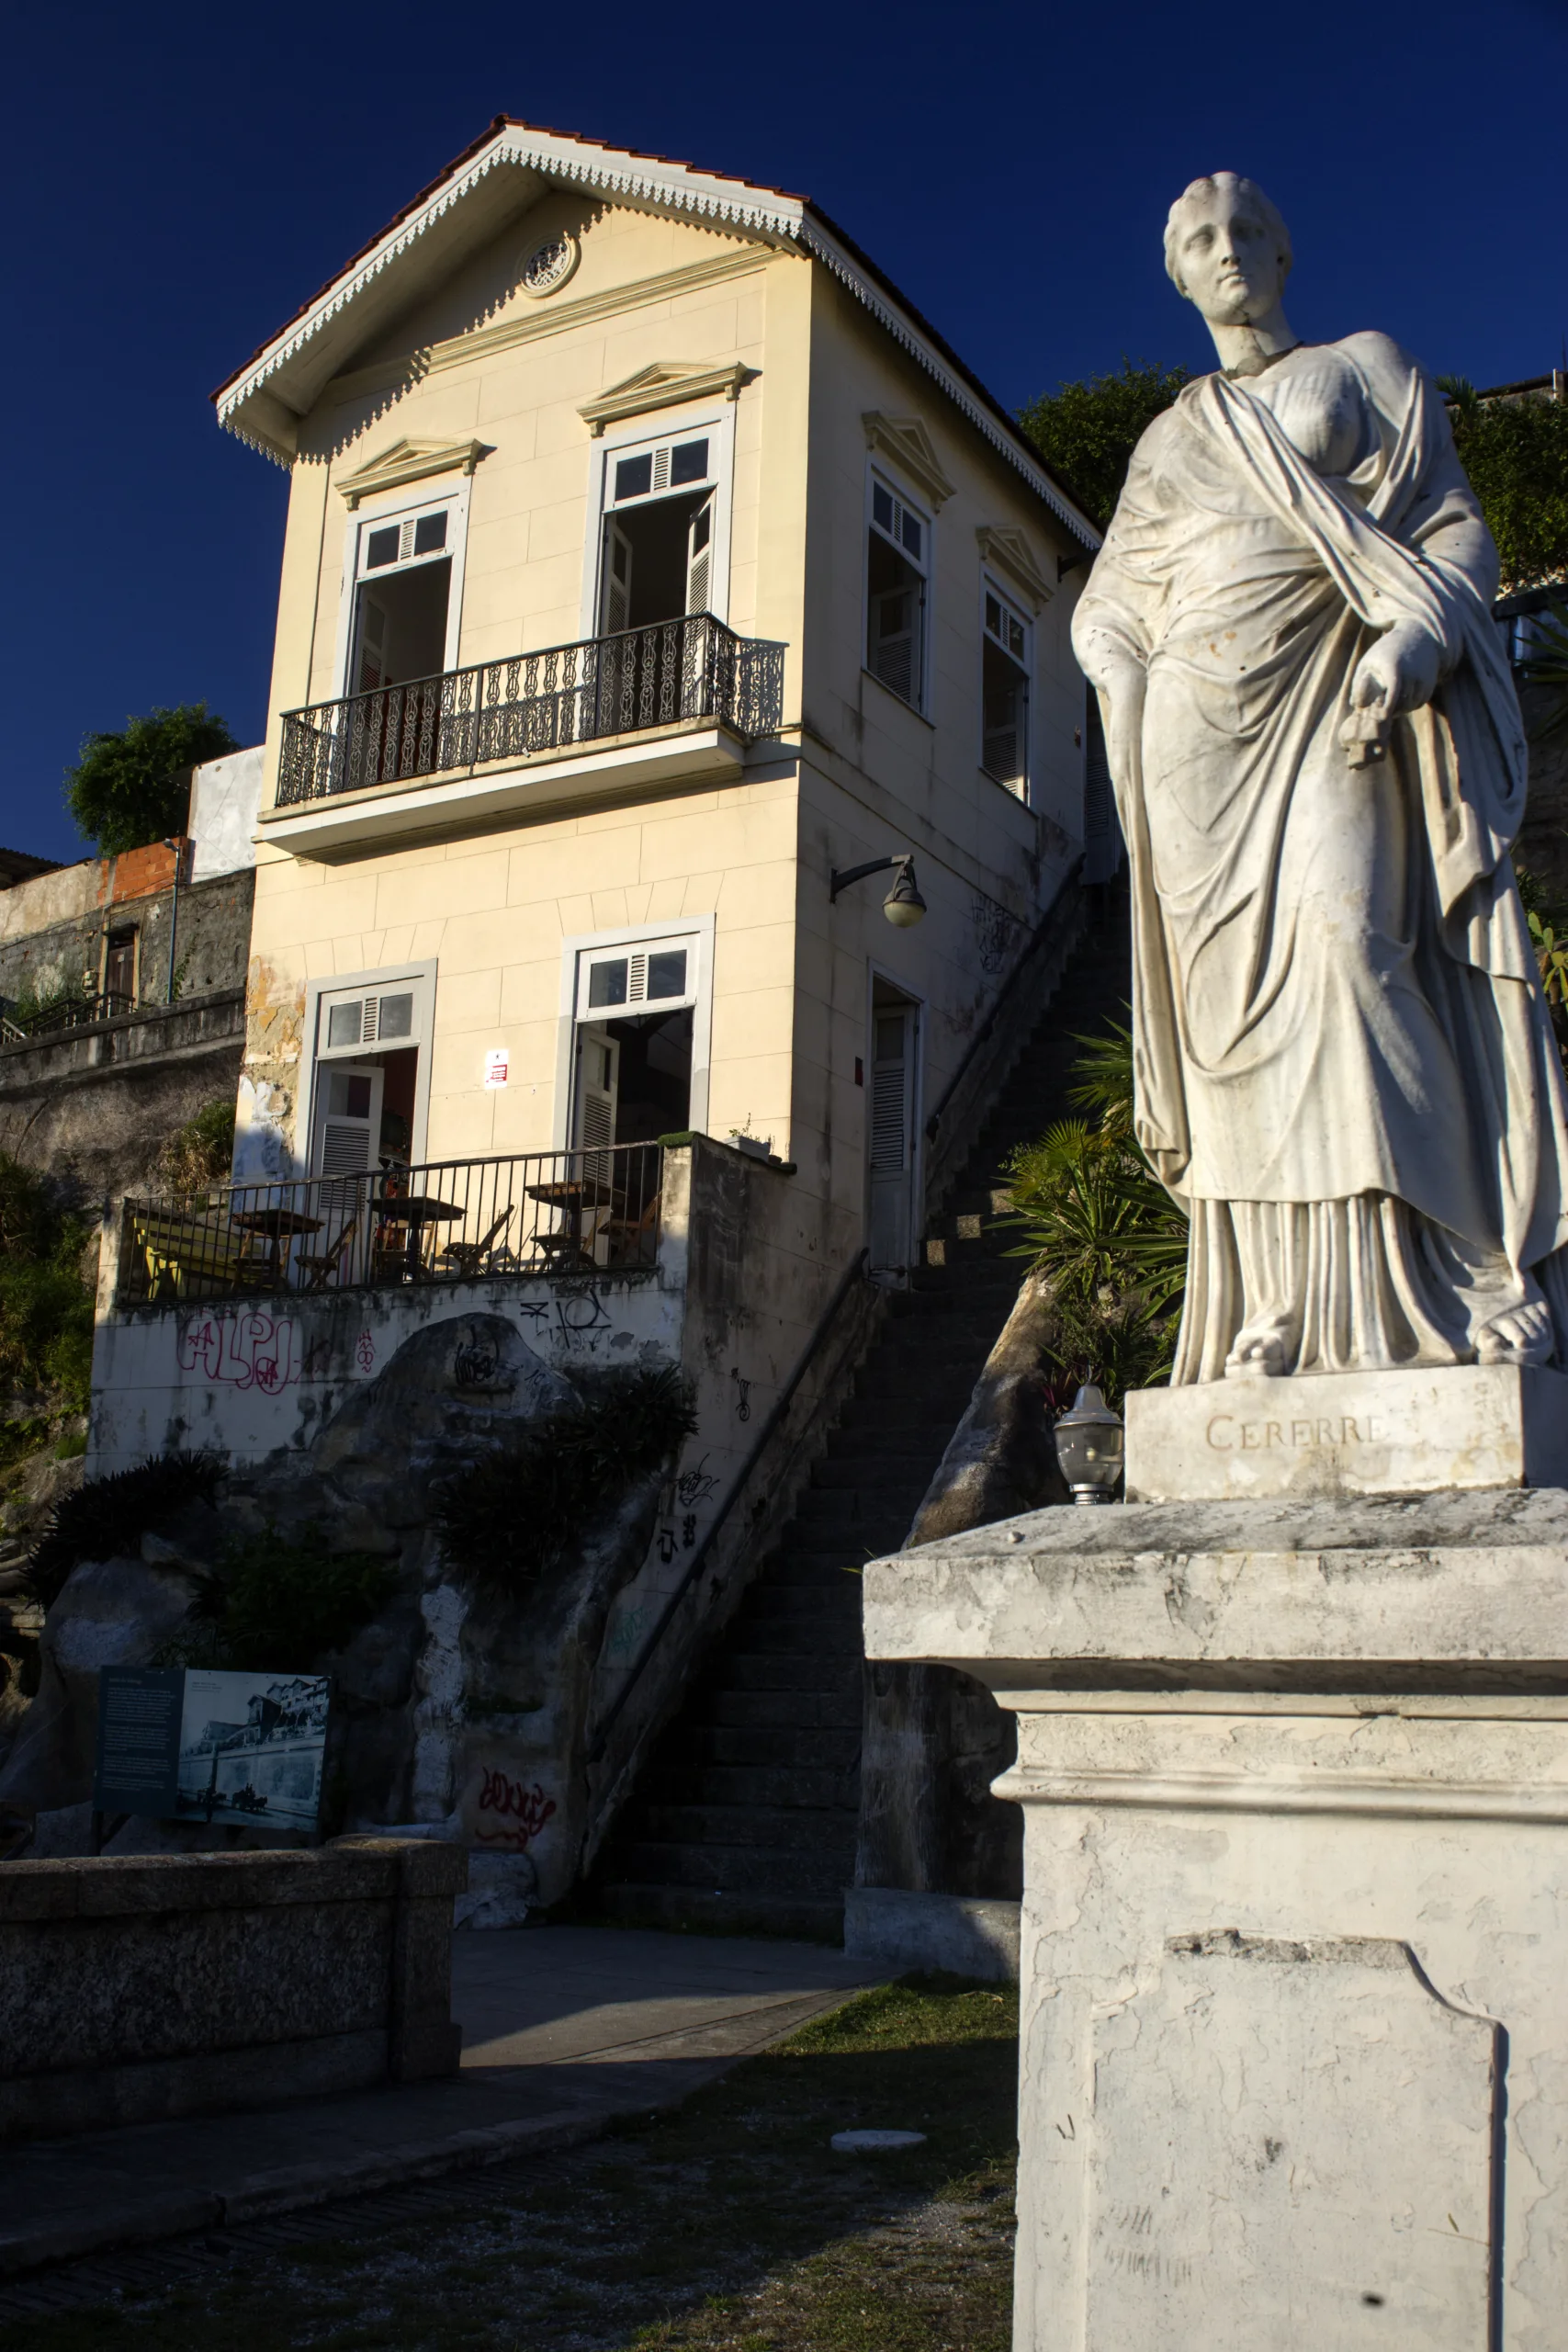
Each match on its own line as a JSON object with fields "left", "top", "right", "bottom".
{"left": 863, "top": 1489, "right": 1568, "bottom": 2348}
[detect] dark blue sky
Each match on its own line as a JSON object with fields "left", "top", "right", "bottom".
{"left": 6, "top": 0, "right": 1565, "bottom": 861}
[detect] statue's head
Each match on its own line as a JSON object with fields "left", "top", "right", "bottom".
{"left": 1165, "top": 173, "right": 1292, "bottom": 326}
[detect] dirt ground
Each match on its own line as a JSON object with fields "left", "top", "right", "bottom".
{"left": 1, "top": 1978, "right": 1020, "bottom": 2352}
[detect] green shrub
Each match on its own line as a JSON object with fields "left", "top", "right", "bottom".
{"left": 189, "top": 1524, "right": 396, "bottom": 1672}
{"left": 156, "top": 1099, "right": 236, "bottom": 1193}
{"left": 434, "top": 1363, "right": 698, "bottom": 1597}
{"left": 26, "top": 1450, "right": 224, "bottom": 1607}
{"left": 0, "top": 1159, "right": 96, "bottom": 1416}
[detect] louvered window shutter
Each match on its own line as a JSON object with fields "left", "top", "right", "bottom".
{"left": 869, "top": 1015, "right": 909, "bottom": 1175}
{"left": 604, "top": 523, "right": 634, "bottom": 635}
{"left": 685, "top": 498, "right": 714, "bottom": 616}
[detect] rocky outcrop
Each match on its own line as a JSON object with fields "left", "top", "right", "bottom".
{"left": 0, "top": 1312, "right": 673, "bottom": 1907}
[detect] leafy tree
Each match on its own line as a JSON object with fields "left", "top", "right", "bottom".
{"left": 1438, "top": 379, "right": 1568, "bottom": 596}
{"left": 64, "top": 703, "right": 238, "bottom": 855}
{"left": 1018, "top": 359, "right": 1192, "bottom": 529}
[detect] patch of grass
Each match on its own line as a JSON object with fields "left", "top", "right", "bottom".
{"left": 0, "top": 1979, "right": 1018, "bottom": 2352}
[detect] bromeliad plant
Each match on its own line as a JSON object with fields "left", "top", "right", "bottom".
{"left": 998, "top": 1022, "right": 1189, "bottom": 1405}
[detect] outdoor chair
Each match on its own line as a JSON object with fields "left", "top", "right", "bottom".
{"left": 294, "top": 1215, "right": 361, "bottom": 1293}
{"left": 600, "top": 1190, "right": 660, "bottom": 1269}
{"left": 433, "top": 1205, "right": 513, "bottom": 1279}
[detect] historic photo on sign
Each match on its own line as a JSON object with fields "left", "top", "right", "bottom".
{"left": 175, "top": 1671, "right": 331, "bottom": 1828}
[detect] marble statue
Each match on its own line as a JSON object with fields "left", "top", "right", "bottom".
{"left": 1072, "top": 172, "right": 1568, "bottom": 1384}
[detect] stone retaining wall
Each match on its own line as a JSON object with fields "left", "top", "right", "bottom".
{"left": 0, "top": 1836, "right": 465, "bottom": 2140}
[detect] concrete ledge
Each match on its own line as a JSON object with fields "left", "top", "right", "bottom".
{"left": 0, "top": 1838, "right": 466, "bottom": 2141}
{"left": 844, "top": 1887, "right": 1020, "bottom": 1982}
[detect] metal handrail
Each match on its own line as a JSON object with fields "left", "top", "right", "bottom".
{"left": 0, "top": 990, "right": 136, "bottom": 1044}
{"left": 116, "top": 1141, "right": 666, "bottom": 1312}
{"left": 277, "top": 613, "right": 786, "bottom": 806}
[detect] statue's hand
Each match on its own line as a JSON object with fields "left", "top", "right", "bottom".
{"left": 1349, "top": 621, "right": 1442, "bottom": 718}
{"left": 1340, "top": 622, "right": 1441, "bottom": 765}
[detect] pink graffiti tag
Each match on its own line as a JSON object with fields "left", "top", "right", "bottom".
{"left": 177, "top": 1311, "right": 300, "bottom": 1393}
{"left": 355, "top": 1329, "right": 375, "bottom": 1373}
{"left": 474, "top": 1770, "right": 558, "bottom": 1851}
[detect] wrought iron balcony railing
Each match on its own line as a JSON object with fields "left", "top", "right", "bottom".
{"left": 116, "top": 1142, "right": 665, "bottom": 1313}
{"left": 1, "top": 989, "right": 136, "bottom": 1047}
{"left": 277, "top": 613, "right": 785, "bottom": 807}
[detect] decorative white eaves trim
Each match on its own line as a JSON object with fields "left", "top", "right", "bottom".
{"left": 215, "top": 122, "right": 1101, "bottom": 548}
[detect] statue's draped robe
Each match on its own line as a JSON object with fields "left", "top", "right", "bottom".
{"left": 1072, "top": 336, "right": 1568, "bottom": 1382}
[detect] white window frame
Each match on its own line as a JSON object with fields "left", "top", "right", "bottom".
{"left": 295, "top": 961, "right": 439, "bottom": 1177}
{"left": 330, "top": 482, "right": 472, "bottom": 701}
{"left": 979, "top": 571, "right": 1034, "bottom": 802}
{"left": 553, "top": 915, "right": 716, "bottom": 1147}
{"left": 578, "top": 409, "right": 737, "bottom": 641}
{"left": 863, "top": 462, "right": 933, "bottom": 717}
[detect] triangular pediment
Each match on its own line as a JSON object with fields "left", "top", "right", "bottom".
{"left": 976, "top": 524, "right": 1054, "bottom": 611}
{"left": 579, "top": 361, "right": 751, "bottom": 435}
{"left": 336, "top": 436, "right": 491, "bottom": 508}
{"left": 863, "top": 413, "right": 955, "bottom": 509}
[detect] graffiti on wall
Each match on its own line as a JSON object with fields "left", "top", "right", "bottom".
{"left": 177, "top": 1310, "right": 303, "bottom": 1395}
{"left": 473, "top": 1768, "right": 558, "bottom": 1851}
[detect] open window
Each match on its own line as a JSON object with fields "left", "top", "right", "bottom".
{"left": 306, "top": 974, "right": 432, "bottom": 1181}
{"left": 981, "top": 581, "right": 1032, "bottom": 796}
{"left": 346, "top": 501, "right": 457, "bottom": 697}
{"left": 570, "top": 934, "right": 700, "bottom": 1148}
{"left": 866, "top": 475, "right": 930, "bottom": 710}
{"left": 597, "top": 430, "right": 719, "bottom": 635}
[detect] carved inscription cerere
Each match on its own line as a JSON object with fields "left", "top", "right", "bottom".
{"left": 1207, "top": 1411, "right": 1384, "bottom": 1453}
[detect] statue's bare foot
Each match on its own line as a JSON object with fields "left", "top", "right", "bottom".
{"left": 1474, "top": 1294, "right": 1554, "bottom": 1366}
{"left": 1224, "top": 1319, "right": 1291, "bottom": 1379}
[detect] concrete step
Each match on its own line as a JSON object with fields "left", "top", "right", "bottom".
{"left": 678, "top": 1762, "right": 858, "bottom": 1810}
{"left": 704, "top": 1685, "right": 862, "bottom": 1731}
{"left": 721, "top": 1654, "right": 863, "bottom": 1696}
{"left": 616, "top": 1840, "right": 853, "bottom": 1897}
{"left": 675, "top": 1724, "right": 862, "bottom": 1771}
{"left": 596, "top": 1883, "right": 846, "bottom": 1942}
{"left": 641, "top": 1801, "right": 860, "bottom": 1852}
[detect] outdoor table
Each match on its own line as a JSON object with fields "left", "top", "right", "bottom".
{"left": 525, "top": 1175, "right": 626, "bottom": 1268}
{"left": 372, "top": 1192, "right": 464, "bottom": 1280}
{"left": 230, "top": 1206, "right": 324, "bottom": 1283}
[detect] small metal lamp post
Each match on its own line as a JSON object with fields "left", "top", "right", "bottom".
{"left": 829, "top": 854, "right": 927, "bottom": 928}
{"left": 1054, "top": 1382, "right": 1124, "bottom": 1504}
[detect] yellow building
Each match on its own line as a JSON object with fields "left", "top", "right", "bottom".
{"left": 86, "top": 118, "right": 1107, "bottom": 1914}
{"left": 216, "top": 118, "right": 1098, "bottom": 1277}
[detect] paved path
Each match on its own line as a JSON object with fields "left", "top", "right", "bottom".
{"left": 0, "top": 1926, "right": 882, "bottom": 2278}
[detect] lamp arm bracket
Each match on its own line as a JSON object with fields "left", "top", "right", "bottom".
{"left": 830, "top": 854, "right": 907, "bottom": 904}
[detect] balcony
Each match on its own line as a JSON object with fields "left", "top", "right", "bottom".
{"left": 276, "top": 615, "right": 785, "bottom": 810}
{"left": 115, "top": 1142, "right": 665, "bottom": 1313}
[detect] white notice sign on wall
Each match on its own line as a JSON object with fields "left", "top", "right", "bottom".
{"left": 483, "top": 1048, "right": 509, "bottom": 1091}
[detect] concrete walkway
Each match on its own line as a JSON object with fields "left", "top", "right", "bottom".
{"left": 0, "top": 1927, "right": 882, "bottom": 2278}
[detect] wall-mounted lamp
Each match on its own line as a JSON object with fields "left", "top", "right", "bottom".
{"left": 829, "top": 854, "right": 928, "bottom": 929}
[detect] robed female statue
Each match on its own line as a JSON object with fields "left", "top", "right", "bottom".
{"left": 1072, "top": 172, "right": 1568, "bottom": 1384}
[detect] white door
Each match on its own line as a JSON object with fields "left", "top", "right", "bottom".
{"left": 311, "top": 1062, "right": 385, "bottom": 1192}
{"left": 574, "top": 1027, "right": 620, "bottom": 1156}
{"left": 867, "top": 1005, "right": 917, "bottom": 1283}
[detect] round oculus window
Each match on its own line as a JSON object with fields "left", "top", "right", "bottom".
{"left": 518, "top": 232, "right": 579, "bottom": 299}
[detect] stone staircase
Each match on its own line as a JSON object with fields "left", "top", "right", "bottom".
{"left": 591, "top": 894, "right": 1131, "bottom": 1940}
